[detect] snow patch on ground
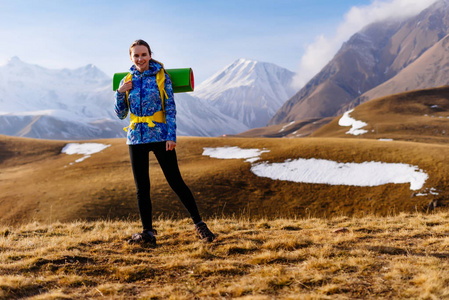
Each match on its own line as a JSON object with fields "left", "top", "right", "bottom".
{"left": 203, "top": 146, "right": 428, "bottom": 191}
{"left": 203, "top": 146, "right": 270, "bottom": 163}
{"left": 339, "top": 109, "right": 368, "bottom": 135}
{"left": 62, "top": 143, "right": 111, "bottom": 165}
{"left": 251, "top": 158, "right": 427, "bottom": 191}
{"left": 415, "top": 187, "right": 439, "bottom": 196}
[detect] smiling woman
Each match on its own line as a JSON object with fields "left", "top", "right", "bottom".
{"left": 114, "top": 39, "right": 215, "bottom": 246}
{"left": 129, "top": 42, "right": 151, "bottom": 73}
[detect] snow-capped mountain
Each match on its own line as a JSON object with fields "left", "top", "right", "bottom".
{"left": 175, "top": 93, "right": 249, "bottom": 136}
{"left": 0, "top": 57, "right": 113, "bottom": 116}
{"left": 0, "top": 57, "right": 126, "bottom": 139}
{"left": 194, "top": 59, "right": 296, "bottom": 128}
{"left": 0, "top": 57, "right": 249, "bottom": 139}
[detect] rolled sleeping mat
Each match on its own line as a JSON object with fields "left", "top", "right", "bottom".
{"left": 113, "top": 68, "right": 194, "bottom": 93}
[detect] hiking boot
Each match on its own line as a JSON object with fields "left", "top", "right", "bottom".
{"left": 128, "top": 229, "right": 157, "bottom": 246}
{"left": 195, "top": 221, "right": 215, "bottom": 242}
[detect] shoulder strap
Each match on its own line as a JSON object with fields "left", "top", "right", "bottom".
{"left": 156, "top": 69, "right": 168, "bottom": 112}
{"left": 152, "top": 60, "right": 168, "bottom": 112}
{"left": 124, "top": 73, "right": 133, "bottom": 107}
{"left": 124, "top": 64, "right": 168, "bottom": 112}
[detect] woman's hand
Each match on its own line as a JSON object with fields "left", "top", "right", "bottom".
{"left": 166, "top": 140, "right": 176, "bottom": 151}
{"left": 117, "top": 81, "right": 132, "bottom": 93}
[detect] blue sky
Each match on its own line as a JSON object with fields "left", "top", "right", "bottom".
{"left": 0, "top": 0, "right": 435, "bottom": 84}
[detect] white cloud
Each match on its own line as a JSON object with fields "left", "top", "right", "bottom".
{"left": 292, "top": 0, "right": 438, "bottom": 89}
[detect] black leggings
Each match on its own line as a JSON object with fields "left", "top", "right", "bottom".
{"left": 129, "top": 142, "right": 202, "bottom": 231}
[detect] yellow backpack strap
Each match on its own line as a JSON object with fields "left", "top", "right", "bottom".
{"left": 122, "top": 64, "right": 168, "bottom": 132}
{"left": 124, "top": 73, "right": 133, "bottom": 106}
{"left": 156, "top": 68, "right": 168, "bottom": 112}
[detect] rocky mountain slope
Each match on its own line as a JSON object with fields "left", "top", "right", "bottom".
{"left": 347, "top": 30, "right": 449, "bottom": 111}
{"left": 270, "top": 0, "right": 449, "bottom": 126}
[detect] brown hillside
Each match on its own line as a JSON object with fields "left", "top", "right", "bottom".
{"left": 1, "top": 134, "right": 448, "bottom": 225}
{"left": 313, "top": 86, "right": 449, "bottom": 145}
{"left": 236, "top": 117, "right": 333, "bottom": 138}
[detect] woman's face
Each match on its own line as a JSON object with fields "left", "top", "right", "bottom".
{"left": 130, "top": 45, "right": 151, "bottom": 72}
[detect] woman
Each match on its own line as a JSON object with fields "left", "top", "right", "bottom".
{"left": 114, "top": 39, "right": 215, "bottom": 245}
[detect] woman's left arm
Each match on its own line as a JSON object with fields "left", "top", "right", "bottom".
{"left": 164, "top": 73, "right": 177, "bottom": 144}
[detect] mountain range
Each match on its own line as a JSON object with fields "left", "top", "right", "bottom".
{"left": 0, "top": 57, "right": 294, "bottom": 139}
{"left": 3, "top": 0, "right": 449, "bottom": 140}
{"left": 0, "top": 57, "right": 125, "bottom": 140}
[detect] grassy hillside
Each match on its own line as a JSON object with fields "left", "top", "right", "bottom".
{"left": 1, "top": 212, "right": 448, "bottom": 299}
{"left": 1, "top": 134, "right": 449, "bottom": 225}
{"left": 313, "top": 86, "right": 449, "bottom": 144}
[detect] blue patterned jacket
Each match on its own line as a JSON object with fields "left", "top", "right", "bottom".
{"left": 114, "top": 60, "right": 176, "bottom": 145}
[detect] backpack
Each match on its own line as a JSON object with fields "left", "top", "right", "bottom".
{"left": 123, "top": 61, "right": 168, "bottom": 131}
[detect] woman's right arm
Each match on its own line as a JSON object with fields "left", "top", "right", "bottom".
{"left": 114, "top": 78, "right": 131, "bottom": 119}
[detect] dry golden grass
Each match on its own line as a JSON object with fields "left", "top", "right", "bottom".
{"left": 1, "top": 212, "right": 449, "bottom": 299}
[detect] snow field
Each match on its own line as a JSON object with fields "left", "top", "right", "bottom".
{"left": 203, "top": 146, "right": 428, "bottom": 191}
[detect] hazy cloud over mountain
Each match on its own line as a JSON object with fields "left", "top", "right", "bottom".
{"left": 293, "top": 0, "right": 438, "bottom": 89}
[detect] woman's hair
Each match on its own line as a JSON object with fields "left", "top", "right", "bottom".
{"left": 129, "top": 39, "right": 152, "bottom": 56}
